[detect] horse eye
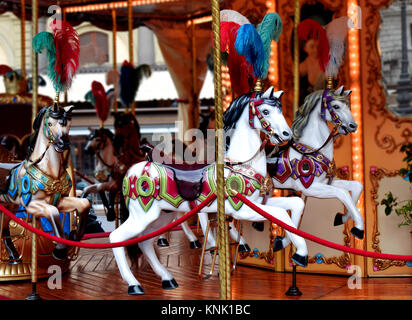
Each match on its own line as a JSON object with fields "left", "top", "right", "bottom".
{"left": 263, "top": 110, "right": 270, "bottom": 116}
{"left": 48, "top": 122, "right": 52, "bottom": 126}
{"left": 333, "top": 105, "right": 340, "bottom": 110}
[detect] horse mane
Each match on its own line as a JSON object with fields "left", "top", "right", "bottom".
{"left": 26, "top": 106, "right": 49, "bottom": 160}
{"left": 97, "top": 127, "right": 114, "bottom": 142}
{"left": 291, "top": 90, "right": 323, "bottom": 140}
{"left": 114, "top": 112, "right": 141, "bottom": 139}
{"left": 223, "top": 92, "right": 254, "bottom": 131}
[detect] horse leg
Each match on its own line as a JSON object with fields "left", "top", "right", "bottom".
{"left": 266, "top": 196, "right": 305, "bottom": 252}
{"left": 58, "top": 197, "right": 91, "bottom": 241}
{"left": 139, "top": 230, "right": 178, "bottom": 290}
{"left": 331, "top": 179, "right": 363, "bottom": 226}
{"left": 107, "top": 190, "right": 117, "bottom": 222}
{"left": 1, "top": 213, "right": 21, "bottom": 264}
{"left": 232, "top": 203, "right": 308, "bottom": 267}
{"left": 109, "top": 217, "right": 146, "bottom": 294}
{"left": 227, "top": 220, "right": 250, "bottom": 253}
{"left": 177, "top": 213, "right": 201, "bottom": 249}
{"left": 26, "top": 201, "right": 68, "bottom": 260}
{"left": 302, "top": 182, "right": 365, "bottom": 239}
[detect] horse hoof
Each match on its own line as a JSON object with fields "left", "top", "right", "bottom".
{"left": 350, "top": 227, "right": 364, "bottom": 240}
{"left": 273, "top": 236, "right": 284, "bottom": 252}
{"left": 291, "top": 253, "right": 308, "bottom": 267}
{"left": 190, "top": 240, "right": 201, "bottom": 249}
{"left": 8, "top": 259, "right": 22, "bottom": 265}
{"left": 106, "top": 209, "right": 116, "bottom": 222}
{"left": 52, "top": 247, "right": 68, "bottom": 261}
{"left": 68, "top": 230, "right": 79, "bottom": 241}
{"left": 334, "top": 213, "right": 344, "bottom": 226}
{"left": 162, "top": 279, "right": 178, "bottom": 290}
{"left": 238, "top": 244, "right": 251, "bottom": 253}
{"left": 157, "top": 238, "right": 169, "bottom": 247}
{"left": 128, "top": 285, "right": 145, "bottom": 295}
{"left": 210, "top": 249, "right": 218, "bottom": 256}
{"left": 252, "top": 222, "right": 264, "bottom": 232}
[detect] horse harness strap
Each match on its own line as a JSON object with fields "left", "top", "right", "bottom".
{"left": 23, "top": 160, "right": 72, "bottom": 206}
{"left": 224, "top": 135, "right": 270, "bottom": 166}
{"left": 248, "top": 92, "right": 277, "bottom": 137}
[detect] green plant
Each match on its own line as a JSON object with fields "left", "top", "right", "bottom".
{"left": 380, "top": 143, "right": 412, "bottom": 228}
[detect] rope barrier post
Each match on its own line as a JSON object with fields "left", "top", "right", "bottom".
{"left": 26, "top": 216, "right": 41, "bottom": 300}
{"left": 285, "top": 265, "right": 302, "bottom": 296}
{"left": 211, "top": 0, "right": 231, "bottom": 300}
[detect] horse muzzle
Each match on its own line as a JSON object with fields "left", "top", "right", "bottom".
{"left": 54, "top": 135, "right": 71, "bottom": 153}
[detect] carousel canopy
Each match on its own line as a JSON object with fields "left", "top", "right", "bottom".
{"left": 0, "top": 0, "right": 223, "bottom": 30}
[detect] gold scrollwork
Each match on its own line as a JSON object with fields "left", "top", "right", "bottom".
{"left": 369, "top": 167, "right": 407, "bottom": 271}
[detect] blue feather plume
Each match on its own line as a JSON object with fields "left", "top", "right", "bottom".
{"left": 234, "top": 24, "right": 265, "bottom": 79}
{"left": 257, "top": 13, "right": 282, "bottom": 78}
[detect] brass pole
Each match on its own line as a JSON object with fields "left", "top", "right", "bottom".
{"left": 20, "top": 0, "right": 26, "bottom": 77}
{"left": 112, "top": 8, "right": 118, "bottom": 113}
{"left": 26, "top": 0, "right": 41, "bottom": 300}
{"left": 211, "top": 0, "right": 231, "bottom": 300}
{"left": 128, "top": 0, "right": 134, "bottom": 114}
{"left": 191, "top": 20, "right": 198, "bottom": 130}
{"left": 293, "top": 0, "right": 300, "bottom": 118}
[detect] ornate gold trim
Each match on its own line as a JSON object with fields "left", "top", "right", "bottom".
{"left": 0, "top": 93, "right": 53, "bottom": 107}
{"left": 369, "top": 166, "right": 407, "bottom": 271}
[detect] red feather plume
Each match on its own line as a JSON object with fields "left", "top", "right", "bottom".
{"left": 297, "top": 19, "right": 330, "bottom": 72}
{"left": 221, "top": 21, "right": 254, "bottom": 97}
{"left": 50, "top": 19, "right": 80, "bottom": 90}
{"left": 0, "top": 65, "right": 13, "bottom": 76}
{"left": 92, "top": 81, "right": 109, "bottom": 123}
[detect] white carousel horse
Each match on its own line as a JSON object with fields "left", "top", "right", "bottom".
{"left": 110, "top": 86, "right": 308, "bottom": 295}
{"left": 0, "top": 104, "right": 90, "bottom": 260}
{"left": 267, "top": 86, "right": 364, "bottom": 252}
{"left": 82, "top": 127, "right": 201, "bottom": 248}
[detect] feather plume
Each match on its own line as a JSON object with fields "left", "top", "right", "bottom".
{"left": 91, "top": 81, "right": 109, "bottom": 123}
{"left": 120, "top": 61, "right": 151, "bottom": 107}
{"left": 297, "top": 19, "right": 330, "bottom": 72}
{"left": 220, "top": 10, "right": 250, "bottom": 25}
{"left": 235, "top": 24, "right": 265, "bottom": 79}
{"left": 256, "top": 12, "right": 282, "bottom": 78}
{"left": 32, "top": 32, "right": 59, "bottom": 90}
{"left": 84, "top": 90, "right": 95, "bottom": 105}
{"left": 220, "top": 21, "right": 253, "bottom": 96}
{"left": 50, "top": 19, "right": 80, "bottom": 92}
{"left": 325, "top": 17, "right": 349, "bottom": 77}
{"left": 0, "top": 65, "right": 13, "bottom": 75}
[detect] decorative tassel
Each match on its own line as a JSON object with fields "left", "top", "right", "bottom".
{"left": 257, "top": 12, "right": 283, "bottom": 79}
{"left": 50, "top": 19, "right": 80, "bottom": 92}
{"left": 92, "top": 81, "right": 109, "bottom": 123}
{"left": 297, "top": 19, "right": 330, "bottom": 72}
{"left": 325, "top": 16, "right": 349, "bottom": 77}
{"left": 235, "top": 24, "right": 265, "bottom": 79}
{"left": 220, "top": 9, "right": 250, "bottom": 25}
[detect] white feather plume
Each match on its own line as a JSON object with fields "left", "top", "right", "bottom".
{"left": 325, "top": 16, "right": 349, "bottom": 77}
{"left": 220, "top": 9, "right": 250, "bottom": 25}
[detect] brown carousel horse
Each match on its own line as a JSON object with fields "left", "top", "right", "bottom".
{"left": 0, "top": 104, "right": 90, "bottom": 261}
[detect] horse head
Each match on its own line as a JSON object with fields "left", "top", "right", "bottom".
{"left": 84, "top": 127, "right": 114, "bottom": 155}
{"left": 322, "top": 86, "right": 356, "bottom": 135}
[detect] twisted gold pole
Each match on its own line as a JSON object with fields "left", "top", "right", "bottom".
{"left": 293, "top": 0, "right": 300, "bottom": 119}
{"left": 112, "top": 8, "right": 118, "bottom": 113}
{"left": 128, "top": 0, "right": 134, "bottom": 115}
{"left": 20, "top": 0, "right": 26, "bottom": 78}
{"left": 211, "top": 0, "right": 231, "bottom": 300}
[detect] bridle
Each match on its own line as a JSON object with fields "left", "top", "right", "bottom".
{"left": 88, "top": 130, "right": 115, "bottom": 170}
{"left": 225, "top": 92, "right": 281, "bottom": 166}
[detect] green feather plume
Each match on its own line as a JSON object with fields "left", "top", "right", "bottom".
{"left": 256, "top": 13, "right": 282, "bottom": 78}
{"left": 32, "top": 32, "right": 62, "bottom": 92}
{"left": 85, "top": 90, "right": 95, "bottom": 105}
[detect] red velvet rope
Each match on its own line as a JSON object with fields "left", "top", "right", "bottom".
{"left": 0, "top": 193, "right": 216, "bottom": 249}
{"left": 234, "top": 192, "right": 412, "bottom": 262}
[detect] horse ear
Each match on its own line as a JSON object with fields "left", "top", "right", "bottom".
{"left": 53, "top": 102, "right": 59, "bottom": 113}
{"left": 343, "top": 89, "right": 352, "bottom": 96}
{"left": 335, "top": 85, "right": 344, "bottom": 95}
{"left": 262, "top": 86, "right": 274, "bottom": 99}
{"left": 273, "top": 90, "right": 284, "bottom": 99}
{"left": 88, "top": 126, "right": 94, "bottom": 132}
{"left": 64, "top": 105, "right": 75, "bottom": 114}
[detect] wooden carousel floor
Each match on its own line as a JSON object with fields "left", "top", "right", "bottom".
{"left": 0, "top": 230, "right": 410, "bottom": 300}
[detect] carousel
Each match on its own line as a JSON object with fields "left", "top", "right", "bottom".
{"left": 0, "top": 0, "right": 410, "bottom": 302}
